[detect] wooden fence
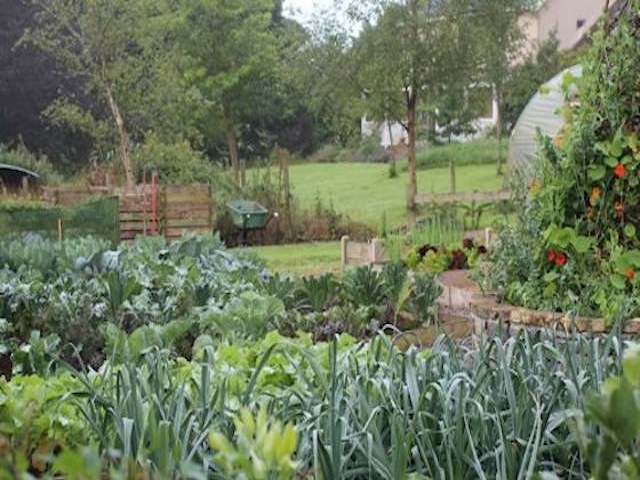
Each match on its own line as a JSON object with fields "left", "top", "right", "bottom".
{"left": 415, "top": 190, "right": 511, "bottom": 206}
{"left": 43, "top": 183, "right": 213, "bottom": 242}
{"left": 413, "top": 161, "right": 511, "bottom": 208}
{"left": 340, "top": 236, "right": 389, "bottom": 270}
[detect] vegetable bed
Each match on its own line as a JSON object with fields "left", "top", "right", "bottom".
{"left": 0, "top": 234, "right": 637, "bottom": 479}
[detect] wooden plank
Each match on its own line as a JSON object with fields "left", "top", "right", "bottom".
{"left": 165, "top": 196, "right": 211, "bottom": 206}
{"left": 165, "top": 184, "right": 211, "bottom": 194}
{"left": 120, "top": 221, "right": 156, "bottom": 231}
{"left": 165, "top": 212, "right": 211, "bottom": 222}
{"left": 415, "top": 190, "right": 511, "bottom": 206}
{"left": 119, "top": 212, "right": 158, "bottom": 221}
{"left": 164, "top": 227, "right": 211, "bottom": 237}
{"left": 165, "top": 219, "right": 212, "bottom": 229}
{"left": 165, "top": 211, "right": 211, "bottom": 220}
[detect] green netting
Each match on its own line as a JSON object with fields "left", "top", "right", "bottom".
{"left": 0, "top": 196, "right": 120, "bottom": 245}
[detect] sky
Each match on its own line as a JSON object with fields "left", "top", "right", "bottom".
{"left": 283, "top": 0, "right": 338, "bottom": 24}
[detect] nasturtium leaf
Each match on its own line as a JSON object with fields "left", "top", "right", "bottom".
{"left": 548, "top": 227, "right": 574, "bottom": 248}
{"left": 605, "top": 157, "right": 620, "bottom": 168}
{"left": 624, "top": 224, "right": 637, "bottom": 238}
{"left": 588, "top": 165, "right": 606, "bottom": 181}
{"left": 611, "top": 274, "right": 627, "bottom": 290}
{"left": 627, "top": 250, "right": 640, "bottom": 267}
{"left": 572, "top": 236, "right": 593, "bottom": 253}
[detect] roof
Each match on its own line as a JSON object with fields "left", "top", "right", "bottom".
{"left": 509, "top": 64, "right": 583, "bottom": 181}
{"left": 0, "top": 163, "right": 40, "bottom": 179}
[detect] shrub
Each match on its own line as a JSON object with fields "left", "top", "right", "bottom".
{"left": 481, "top": 2, "right": 640, "bottom": 321}
{"left": 131, "top": 134, "right": 235, "bottom": 194}
{"left": 409, "top": 138, "right": 499, "bottom": 170}
{"left": 216, "top": 167, "right": 373, "bottom": 246}
{"left": 309, "top": 137, "right": 394, "bottom": 164}
{"left": 0, "top": 143, "right": 59, "bottom": 183}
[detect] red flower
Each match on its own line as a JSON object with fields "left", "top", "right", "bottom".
{"left": 625, "top": 267, "right": 636, "bottom": 281}
{"left": 614, "top": 163, "right": 627, "bottom": 178}
{"left": 546, "top": 249, "right": 557, "bottom": 263}
{"left": 554, "top": 252, "right": 567, "bottom": 267}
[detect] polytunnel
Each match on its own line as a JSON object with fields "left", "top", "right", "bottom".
{"left": 508, "top": 64, "right": 583, "bottom": 182}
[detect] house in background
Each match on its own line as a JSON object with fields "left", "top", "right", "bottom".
{"left": 363, "top": 0, "right": 616, "bottom": 148}
{"left": 361, "top": 87, "right": 498, "bottom": 148}
{"left": 519, "top": 0, "right": 616, "bottom": 56}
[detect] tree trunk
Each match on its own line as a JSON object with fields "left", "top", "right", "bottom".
{"left": 105, "top": 84, "right": 134, "bottom": 190}
{"left": 223, "top": 105, "right": 240, "bottom": 184}
{"left": 495, "top": 88, "right": 503, "bottom": 176}
{"left": 387, "top": 119, "right": 394, "bottom": 147}
{"left": 407, "top": 0, "right": 419, "bottom": 223}
{"left": 406, "top": 93, "right": 418, "bottom": 210}
{"left": 387, "top": 119, "right": 397, "bottom": 173}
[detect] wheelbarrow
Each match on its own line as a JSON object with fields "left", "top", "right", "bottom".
{"left": 226, "top": 200, "right": 274, "bottom": 245}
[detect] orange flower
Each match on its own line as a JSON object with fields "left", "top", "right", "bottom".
{"left": 615, "top": 201, "right": 625, "bottom": 219}
{"left": 586, "top": 207, "right": 594, "bottom": 219}
{"left": 529, "top": 178, "right": 540, "bottom": 190}
{"left": 553, "top": 134, "right": 564, "bottom": 148}
{"left": 625, "top": 267, "right": 636, "bottom": 281}
{"left": 614, "top": 163, "right": 627, "bottom": 179}
{"left": 590, "top": 187, "right": 601, "bottom": 206}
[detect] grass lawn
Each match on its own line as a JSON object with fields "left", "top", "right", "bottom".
{"left": 414, "top": 138, "right": 499, "bottom": 170}
{"left": 243, "top": 241, "right": 341, "bottom": 276}
{"left": 288, "top": 161, "right": 503, "bottom": 227}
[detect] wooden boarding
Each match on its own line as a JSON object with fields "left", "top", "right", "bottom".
{"left": 416, "top": 190, "right": 511, "bottom": 206}
{"left": 341, "top": 236, "right": 389, "bottom": 270}
{"left": 163, "top": 184, "right": 213, "bottom": 242}
{"left": 43, "top": 183, "right": 213, "bottom": 242}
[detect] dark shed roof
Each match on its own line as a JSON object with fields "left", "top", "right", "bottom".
{"left": 0, "top": 163, "right": 40, "bottom": 179}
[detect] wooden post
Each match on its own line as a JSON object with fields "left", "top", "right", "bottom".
{"left": 278, "top": 148, "right": 292, "bottom": 239}
{"left": 484, "top": 227, "right": 492, "bottom": 247}
{"left": 208, "top": 184, "right": 214, "bottom": 234}
{"left": 240, "top": 159, "right": 246, "bottom": 188}
{"left": 449, "top": 160, "right": 456, "bottom": 195}
{"left": 57, "top": 218, "right": 64, "bottom": 242}
{"left": 370, "top": 238, "right": 380, "bottom": 264}
{"left": 341, "top": 235, "right": 349, "bottom": 270}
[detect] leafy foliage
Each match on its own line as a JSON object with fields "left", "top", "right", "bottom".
{"left": 0, "top": 235, "right": 440, "bottom": 369}
{"left": 0, "top": 326, "right": 628, "bottom": 478}
{"left": 482, "top": 2, "right": 640, "bottom": 321}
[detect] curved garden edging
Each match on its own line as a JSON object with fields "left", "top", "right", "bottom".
{"left": 436, "top": 270, "right": 640, "bottom": 335}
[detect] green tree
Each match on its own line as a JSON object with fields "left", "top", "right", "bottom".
{"left": 292, "top": 18, "right": 364, "bottom": 147}
{"left": 22, "top": 0, "right": 198, "bottom": 187}
{"left": 502, "top": 34, "right": 565, "bottom": 131}
{"left": 180, "top": 0, "right": 279, "bottom": 184}
{"left": 23, "top": 0, "right": 146, "bottom": 188}
{"left": 353, "top": 0, "right": 476, "bottom": 210}
{"left": 475, "top": 0, "right": 532, "bottom": 175}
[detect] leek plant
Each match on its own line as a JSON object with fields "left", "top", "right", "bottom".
{"left": 5, "top": 328, "right": 623, "bottom": 479}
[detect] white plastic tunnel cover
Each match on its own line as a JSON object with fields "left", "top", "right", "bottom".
{"left": 509, "top": 64, "right": 583, "bottom": 183}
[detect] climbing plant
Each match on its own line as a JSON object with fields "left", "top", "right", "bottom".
{"left": 482, "top": 0, "right": 640, "bottom": 321}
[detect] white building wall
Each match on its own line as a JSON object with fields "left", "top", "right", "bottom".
{"left": 524, "top": 0, "right": 615, "bottom": 52}
{"left": 361, "top": 94, "right": 499, "bottom": 147}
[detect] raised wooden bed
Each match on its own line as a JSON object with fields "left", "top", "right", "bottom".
{"left": 437, "top": 270, "right": 640, "bottom": 335}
